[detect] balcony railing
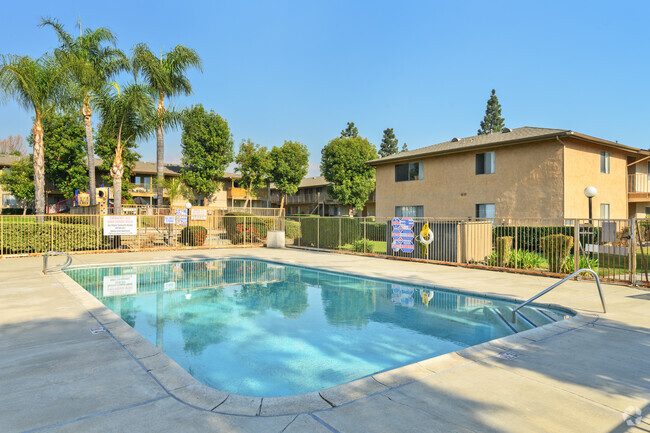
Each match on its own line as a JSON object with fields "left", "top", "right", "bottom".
{"left": 131, "top": 182, "right": 154, "bottom": 194}
{"left": 628, "top": 173, "right": 650, "bottom": 194}
{"left": 227, "top": 187, "right": 267, "bottom": 200}
{"left": 270, "top": 190, "right": 375, "bottom": 204}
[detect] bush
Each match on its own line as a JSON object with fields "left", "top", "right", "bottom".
{"left": 561, "top": 254, "right": 599, "bottom": 274}
{"left": 540, "top": 234, "right": 574, "bottom": 273}
{"left": 493, "top": 225, "right": 598, "bottom": 252}
{"left": 1, "top": 221, "right": 106, "bottom": 254}
{"left": 224, "top": 212, "right": 274, "bottom": 244}
{"left": 300, "top": 217, "right": 363, "bottom": 249}
{"left": 180, "top": 225, "right": 208, "bottom": 246}
{"left": 495, "top": 236, "right": 513, "bottom": 266}
{"left": 284, "top": 220, "right": 301, "bottom": 240}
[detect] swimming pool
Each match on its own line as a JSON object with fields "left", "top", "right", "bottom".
{"left": 65, "top": 258, "right": 571, "bottom": 397}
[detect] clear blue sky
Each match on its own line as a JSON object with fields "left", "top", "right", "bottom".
{"left": 1, "top": 0, "right": 649, "bottom": 176}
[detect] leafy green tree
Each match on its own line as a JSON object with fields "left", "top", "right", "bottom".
{"left": 95, "top": 83, "right": 154, "bottom": 214}
{"left": 153, "top": 176, "right": 188, "bottom": 205}
{"left": 379, "top": 127, "right": 399, "bottom": 157}
{"left": 132, "top": 44, "right": 202, "bottom": 206}
{"left": 41, "top": 18, "right": 129, "bottom": 206}
{"left": 181, "top": 104, "right": 234, "bottom": 204}
{"left": 0, "top": 156, "right": 34, "bottom": 214}
{"left": 268, "top": 141, "right": 309, "bottom": 210}
{"left": 235, "top": 139, "right": 270, "bottom": 209}
{"left": 321, "top": 136, "right": 378, "bottom": 216}
{"left": 401, "top": 142, "right": 408, "bottom": 152}
{"left": 341, "top": 122, "right": 359, "bottom": 138}
{"left": 478, "top": 89, "right": 505, "bottom": 135}
{"left": 95, "top": 130, "right": 141, "bottom": 202}
{"left": 28, "top": 112, "right": 88, "bottom": 198}
{"left": 0, "top": 54, "right": 68, "bottom": 216}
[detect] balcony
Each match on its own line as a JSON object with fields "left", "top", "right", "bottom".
{"left": 628, "top": 173, "right": 650, "bottom": 202}
{"left": 227, "top": 187, "right": 267, "bottom": 200}
{"left": 131, "top": 182, "right": 154, "bottom": 194}
{"left": 270, "top": 191, "right": 338, "bottom": 205}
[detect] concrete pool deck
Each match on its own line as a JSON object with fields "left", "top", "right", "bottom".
{"left": 1, "top": 248, "right": 649, "bottom": 432}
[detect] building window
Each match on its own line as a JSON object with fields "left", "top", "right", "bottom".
{"left": 395, "top": 205, "right": 424, "bottom": 218}
{"left": 395, "top": 162, "right": 423, "bottom": 182}
{"left": 2, "top": 194, "right": 17, "bottom": 207}
{"left": 600, "top": 203, "right": 610, "bottom": 219}
{"left": 647, "top": 161, "right": 650, "bottom": 182}
{"left": 645, "top": 206, "right": 650, "bottom": 217}
{"left": 600, "top": 151, "right": 610, "bottom": 174}
{"left": 475, "top": 203, "right": 496, "bottom": 219}
{"left": 475, "top": 151, "right": 495, "bottom": 175}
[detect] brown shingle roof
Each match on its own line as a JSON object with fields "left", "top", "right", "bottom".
{"left": 0, "top": 154, "right": 24, "bottom": 167}
{"left": 368, "top": 126, "right": 644, "bottom": 165}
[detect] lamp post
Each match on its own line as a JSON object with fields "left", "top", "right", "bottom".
{"left": 584, "top": 186, "right": 597, "bottom": 223}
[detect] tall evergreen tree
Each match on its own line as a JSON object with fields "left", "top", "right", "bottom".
{"left": 478, "top": 89, "right": 505, "bottom": 135}
{"left": 340, "top": 122, "right": 359, "bottom": 138}
{"left": 379, "top": 128, "right": 399, "bottom": 157}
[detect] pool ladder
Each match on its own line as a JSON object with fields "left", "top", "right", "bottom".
{"left": 510, "top": 268, "right": 606, "bottom": 323}
{"left": 42, "top": 251, "right": 72, "bottom": 275}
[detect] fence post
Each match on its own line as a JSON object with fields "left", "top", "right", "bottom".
{"left": 574, "top": 219, "right": 579, "bottom": 273}
{"left": 137, "top": 215, "right": 141, "bottom": 251}
{"left": 1, "top": 215, "right": 3, "bottom": 258}
{"left": 514, "top": 220, "right": 518, "bottom": 270}
{"left": 51, "top": 216, "right": 54, "bottom": 252}
{"left": 317, "top": 217, "right": 320, "bottom": 249}
{"left": 339, "top": 218, "right": 342, "bottom": 250}
{"left": 363, "top": 217, "right": 368, "bottom": 254}
{"left": 630, "top": 218, "right": 637, "bottom": 285}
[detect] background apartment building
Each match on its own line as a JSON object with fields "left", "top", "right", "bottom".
{"left": 368, "top": 127, "right": 649, "bottom": 220}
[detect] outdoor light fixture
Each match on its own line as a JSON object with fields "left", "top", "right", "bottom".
{"left": 185, "top": 202, "right": 192, "bottom": 210}
{"left": 584, "top": 186, "right": 597, "bottom": 222}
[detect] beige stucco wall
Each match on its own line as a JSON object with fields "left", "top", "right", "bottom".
{"left": 374, "top": 139, "right": 565, "bottom": 219}
{"left": 562, "top": 137, "right": 627, "bottom": 219}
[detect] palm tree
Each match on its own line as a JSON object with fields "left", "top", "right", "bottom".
{"left": 132, "top": 44, "right": 202, "bottom": 206}
{"left": 41, "top": 18, "right": 129, "bottom": 207}
{"left": 96, "top": 83, "right": 154, "bottom": 215}
{"left": 0, "top": 54, "right": 68, "bottom": 216}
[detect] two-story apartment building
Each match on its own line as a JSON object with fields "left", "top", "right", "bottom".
{"left": 269, "top": 176, "right": 376, "bottom": 216}
{"left": 367, "top": 126, "right": 649, "bottom": 220}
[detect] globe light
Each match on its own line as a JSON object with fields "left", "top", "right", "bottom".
{"left": 584, "top": 186, "right": 597, "bottom": 198}
{"left": 185, "top": 202, "right": 192, "bottom": 210}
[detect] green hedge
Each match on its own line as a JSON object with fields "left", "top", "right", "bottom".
{"left": 225, "top": 212, "right": 275, "bottom": 244}
{"left": 285, "top": 220, "right": 301, "bottom": 240}
{"left": 1, "top": 221, "right": 106, "bottom": 254}
{"left": 493, "top": 225, "right": 598, "bottom": 252}
{"left": 180, "top": 225, "right": 208, "bottom": 246}
{"left": 299, "top": 217, "right": 363, "bottom": 249}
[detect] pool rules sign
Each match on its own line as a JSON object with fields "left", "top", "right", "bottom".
{"left": 391, "top": 217, "right": 415, "bottom": 253}
{"left": 103, "top": 215, "right": 137, "bottom": 236}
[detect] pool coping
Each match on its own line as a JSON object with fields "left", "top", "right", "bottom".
{"left": 52, "top": 255, "right": 598, "bottom": 417}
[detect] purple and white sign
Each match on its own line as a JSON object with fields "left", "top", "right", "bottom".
{"left": 391, "top": 218, "right": 415, "bottom": 253}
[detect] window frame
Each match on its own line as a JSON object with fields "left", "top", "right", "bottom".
{"left": 475, "top": 203, "right": 496, "bottom": 219}
{"left": 395, "top": 205, "right": 424, "bottom": 218}
{"left": 600, "top": 151, "right": 610, "bottom": 174}
{"left": 395, "top": 162, "right": 423, "bottom": 182}
{"left": 475, "top": 151, "right": 495, "bottom": 175}
{"left": 600, "top": 203, "right": 610, "bottom": 219}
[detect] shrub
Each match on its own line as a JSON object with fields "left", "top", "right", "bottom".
{"left": 561, "top": 254, "right": 599, "bottom": 274}
{"left": 540, "top": 234, "right": 574, "bottom": 273}
{"left": 224, "top": 212, "right": 274, "bottom": 244}
{"left": 1, "top": 221, "right": 106, "bottom": 254}
{"left": 300, "top": 217, "right": 364, "bottom": 249}
{"left": 493, "top": 225, "right": 598, "bottom": 252}
{"left": 180, "top": 225, "right": 208, "bottom": 246}
{"left": 284, "top": 220, "right": 301, "bottom": 240}
{"left": 495, "top": 236, "right": 513, "bottom": 266}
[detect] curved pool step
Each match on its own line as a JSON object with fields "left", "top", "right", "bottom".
{"left": 489, "top": 307, "right": 540, "bottom": 333}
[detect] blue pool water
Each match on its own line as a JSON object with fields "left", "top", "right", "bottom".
{"left": 65, "top": 258, "right": 570, "bottom": 397}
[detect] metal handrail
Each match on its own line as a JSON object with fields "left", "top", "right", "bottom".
{"left": 43, "top": 251, "right": 73, "bottom": 275}
{"left": 511, "top": 268, "right": 606, "bottom": 321}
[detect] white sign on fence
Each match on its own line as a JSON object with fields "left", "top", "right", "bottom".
{"left": 102, "top": 274, "right": 137, "bottom": 296}
{"left": 164, "top": 216, "right": 176, "bottom": 224}
{"left": 192, "top": 208, "right": 207, "bottom": 221}
{"left": 103, "top": 216, "right": 137, "bottom": 236}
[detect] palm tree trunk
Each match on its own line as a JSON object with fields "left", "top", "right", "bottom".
{"left": 82, "top": 100, "right": 97, "bottom": 206}
{"left": 32, "top": 115, "right": 45, "bottom": 219}
{"left": 156, "top": 94, "right": 165, "bottom": 207}
{"left": 110, "top": 139, "right": 124, "bottom": 215}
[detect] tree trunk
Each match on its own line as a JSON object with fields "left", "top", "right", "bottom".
{"left": 32, "top": 115, "right": 45, "bottom": 219}
{"left": 280, "top": 194, "right": 285, "bottom": 212}
{"left": 349, "top": 207, "right": 354, "bottom": 217}
{"left": 82, "top": 100, "right": 97, "bottom": 206}
{"left": 244, "top": 181, "right": 252, "bottom": 209}
{"left": 156, "top": 93, "right": 165, "bottom": 207}
{"left": 110, "top": 138, "right": 124, "bottom": 215}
